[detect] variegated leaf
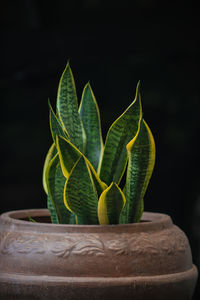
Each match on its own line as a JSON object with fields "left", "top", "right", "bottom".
{"left": 46, "top": 153, "right": 75, "bottom": 224}
{"left": 98, "top": 182, "right": 126, "bottom": 225}
{"left": 64, "top": 156, "right": 99, "bottom": 224}
{"left": 42, "top": 143, "right": 57, "bottom": 194}
{"left": 56, "top": 135, "right": 107, "bottom": 197}
{"left": 56, "top": 136, "right": 81, "bottom": 178}
{"left": 47, "top": 195, "right": 59, "bottom": 224}
{"left": 56, "top": 62, "right": 86, "bottom": 152}
{"left": 49, "top": 100, "right": 68, "bottom": 143}
{"left": 79, "top": 82, "right": 104, "bottom": 171}
{"left": 125, "top": 119, "right": 155, "bottom": 223}
{"left": 99, "top": 81, "right": 142, "bottom": 185}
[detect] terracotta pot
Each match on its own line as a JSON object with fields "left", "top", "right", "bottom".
{"left": 0, "top": 209, "right": 198, "bottom": 300}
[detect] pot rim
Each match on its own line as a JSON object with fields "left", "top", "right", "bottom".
{"left": 0, "top": 209, "right": 172, "bottom": 233}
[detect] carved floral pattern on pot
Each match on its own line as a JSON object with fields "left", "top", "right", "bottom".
{"left": 50, "top": 235, "right": 105, "bottom": 257}
{"left": 0, "top": 227, "right": 188, "bottom": 258}
{"left": 107, "top": 229, "right": 188, "bottom": 256}
{"left": 0, "top": 232, "right": 46, "bottom": 255}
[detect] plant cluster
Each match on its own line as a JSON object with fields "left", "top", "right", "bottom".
{"left": 43, "top": 63, "right": 155, "bottom": 225}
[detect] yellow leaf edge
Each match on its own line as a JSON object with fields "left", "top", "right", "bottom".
{"left": 49, "top": 100, "right": 69, "bottom": 141}
{"left": 56, "top": 63, "right": 86, "bottom": 152}
{"left": 63, "top": 156, "right": 98, "bottom": 216}
{"left": 56, "top": 135, "right": 107, "bottom": 190}
{"left": 141, "top": 119, "right": 156, "bottom": 193}
{"left": 45, "top": 152, "right": 60, "bottom": 210}
{"left": 99, "top": 82, "right": 142, "bottom": 185}
{"left": 126, "top": 118, "right": 156, "bottom": 206}
{"left": 98, "top": 182, "right": 126, "bottom": 225}
{"left": 78, "top": 82, "right": 104, "bottom": 174}
{"left": 42, "top": 143, "right": 56, "bottom": 194}
{"left": 102, "top": 81, "right": 141, "bottom": 152}
{"left": 63, "top": 156, "right": 81, "bottom": 214}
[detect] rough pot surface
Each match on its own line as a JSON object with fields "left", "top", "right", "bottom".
{"left": 0, "top": 209, "right": 198, "bottom": 300}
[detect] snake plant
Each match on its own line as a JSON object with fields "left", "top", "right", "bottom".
{"left": 43, "top": 63, "right": 155, "bottom": 225}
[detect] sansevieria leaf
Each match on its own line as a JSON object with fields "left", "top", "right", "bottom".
{"left": 64, "top": 156, "right": 99, "bottom": 224}
{"left": 125, "top": 119, "right": 156, "bottom": 223}
{"left": 120, "top": 196, "right": 144, "bottom": 224}
{"left": 98, "top": 182, "right": 126, "bottom": 225}
{"left": 46, "top": 153, "right": 75, "bottom": 224}
{"left": 79, "top": 82, "right": 104, "bottom": 171}
{"left": 56, "top": 62, "right": 86, "bottom": 152}
{"left": 56, "top": 136, "right": 81, "bottom": 178}
{"left": 56, "top": 135, "right": 107, "bottom": 196}
{"left": 42, "top": 143, "right": 57, "bottom": 194}
{"left": 99, "top": 81, "right": 142, "bottom": 185}
{"left": 49, "top": 100, "right": 68, "bottom": 143}
{"left": 47, "top": 195, "right": 59, "bottom": 224}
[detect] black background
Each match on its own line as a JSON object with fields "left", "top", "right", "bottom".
{"left": 1, "top": 1, "right": 200, "bottom": 298}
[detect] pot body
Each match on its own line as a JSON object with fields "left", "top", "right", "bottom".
{"left": 0, "top": 209, "right": 198, "bottom": 300}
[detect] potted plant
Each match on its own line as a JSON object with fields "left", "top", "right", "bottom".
{"left": 0, "top": 63, "right": 198, "bottom": 300}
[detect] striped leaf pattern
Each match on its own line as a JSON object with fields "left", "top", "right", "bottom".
{"left": 56, "top": 63, "right": 86, "bottom": 152}
{"left": 42, "top": 143, "right": 57, "bottom": 195}
{"left": 64, "top": 156, "right": 99, "bottom": 224}
{"left": 46, "top": 154, "right": 75, "bottom": 224}
{"left": 79, "top": 82, "right": 104, "bottom": 171}
{"left": 99, "top": 81, "right": 142, "bottom": 185}
{"left": 47, "top": 195, "right": 59, "bottom": 224}
{"left": 49, "top": 100, "right": 68, "bottom": 143}
{"left": 56, "top": 135, "right": 107, "bottom": 197}
{"left": 98, "top": 183, "right": 126, "bottom": 225}
{"left": 125, "top": 119, "right": 156, "bottom": 223}
{"left": 56, "top": 136, "right": 81, "bottom": 178}
{"left": 43, "top": 62, "right": 156, "bottom": 225}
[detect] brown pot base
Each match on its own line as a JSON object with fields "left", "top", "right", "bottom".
{"left": 0, "top": 266, "right": 198, "bottom": 300}
{"left": 0, "top": 209, "right": 198, "bottom": 300}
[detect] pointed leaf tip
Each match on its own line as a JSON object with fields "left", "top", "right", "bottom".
{"left": 79, "top": 81, "right": 104, "bottom": 171}
{"left": 64, "top": 155, "right": 99, "bottom": 224}
{"left": 98, "top": 182, "right": 126, "bottom": 225}
{"left": 125, "top": 118, "right": 155, "bottom": 223}
{"left": 56, "top": 135, "right": 81, "bottom": 178}
{"left": 56, "top": 63, "right": 86, "bottom": 152}
{"left": 99, "top": 82, "right": 142, "bottom": 185}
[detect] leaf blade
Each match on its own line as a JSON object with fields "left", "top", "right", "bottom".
{"left": 98, "top": 182, "right": 126, "bottom": 225}
{"left": 49, "top": 100, "right": 68, "bottom": 143}
{"left": 47, "top": 195, "right": 59, "bottom": 224}
{"left": 42, "top": 143, "right": 57, "bottom": 194}
{"left": 56, "top": 135, "right": 107, "bottom": 196}
{"left": 46, "top": 153, "right": 75, "bottom": 224}
{"left": 56, "top": 135, "right": 81, "bottom": 178}
{"left": 64, "top": 156, "right": 99, "bottom": 224}
{"left": 99, "top": 81, "right": 142, "bottom": 185}
{"left": 125, "top": 118, "right": 156, "bottom": 223}
{"left": 79, "top": 82, "right": 104, "bottom": 171}
{"left": 56, "top": 63, "right": 86, "bottom": 152}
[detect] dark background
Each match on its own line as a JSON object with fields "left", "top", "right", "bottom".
{"left": 1, "top": 1, "right": 200, "bottom": 298}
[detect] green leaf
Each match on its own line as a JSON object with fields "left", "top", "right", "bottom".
{"left": 56, "top": 62, "right": 86, "bottom": 152}
{"left": 56, "top": 135, "right": 81, "bottom": 178}
{"left": 99, "top": 81, "right": 142, "bottom": 185}
{"left": 56, "top": 135, "right": 107, "bottom": 197}
{"left": 46, "top": 153, "right": 75, "bottom": 224}
{"left": 98, "top": 182, "right": 126, "bottom": 225}
{"left": 64, "top": 156, "right": 99, "bottom": 224}
{"left": 119, "top": 197, "right": 144, "bottom": 224}
{"left": 42, "top": 143, "right": 57, "bottom": 194}
{"left": 79, "top": 82, "right": 104, "bottom": 171}
{"left": 125, "top": 119, "right": 156, "bottom": 223}
{"left": 49, "top": 100, "right": 68, "bottom": 143}
{"left": 47, "top": 195, "right": 59, "bottom": 224}
{"left": 26, "top": 212, "right": 37, "bottom": 223}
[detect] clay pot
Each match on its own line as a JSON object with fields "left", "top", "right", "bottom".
{"left": 0, "top": 209, "right": 198, "bottom": 300}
